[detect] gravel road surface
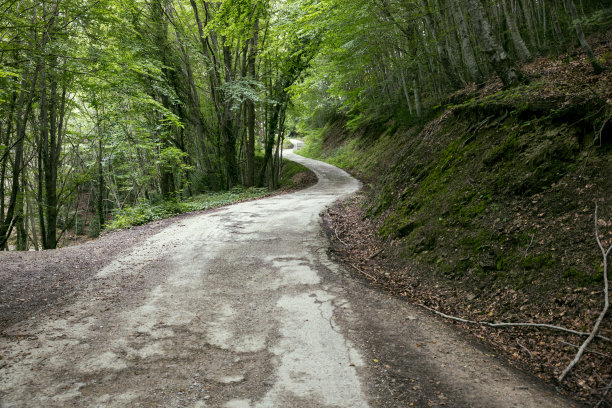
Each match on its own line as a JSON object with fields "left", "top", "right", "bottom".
{"left": 0, "top": 147, "right": 578, "bottom": 407}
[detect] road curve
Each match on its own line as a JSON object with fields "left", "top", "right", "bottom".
{"left": 0, "top": 148, "right": 577, "bottom": 407}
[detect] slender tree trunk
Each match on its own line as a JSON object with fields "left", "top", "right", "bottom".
{"left": 413, "top": 78, "right": 423, "bottom": 118}
{"left": 0, "top": 68, "right": 38, "bottom": 249}
{"left": 420, "top": 0, "right": 460, "bottom": 89}
{"left": 37, "top": 139, "right": 47, "bottom": 249}
{"left": 40, "top": 67, "right": 63, "bottom": 249}
{"left": 502, "top": 0, "right": 532, "bottom": 61}
{"left": 519, "top": 0, "right": 540, "bottom": 51}
{"left": 0, "top": 149, "right": 6, "bottom": 230}
{"left": 399, "top": 69, "right": 414, "bottom": 116}
{"left": 465, "top": 0, "right": 527, "bottom": 87}
{"left": 0, "top": 94, "right": 15, "bottom": 232}
{"left": 96, "top": 122, "right": 105, "bottom": 230}
{"left": 259, "top": 102, "right": 282, "bottom": 187}
{"left": 246, "top": 18, "right": 259, "bottom": 188}
{"left": 27, "top": 189, "right": 39, "bottom": 251}
{"left": 16, "top": 168, "right": 27, "bottom": 250}
{"left": 452, "top": 0, "right": 482, "bottom": 83}
{"left": 564, "top": 0, "right": 603, "bottom": 73}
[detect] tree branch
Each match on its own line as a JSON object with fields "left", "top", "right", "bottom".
{"left": 558, "top": 204, "right": 611, "bottom": 382}
{"left": 419, "top": 304, "right": 611, "bottom": 342}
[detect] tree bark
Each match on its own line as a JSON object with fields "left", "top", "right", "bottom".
{"left": 420, "top": 0, "right": 461, "bottom": 89}
{"left": 564, "top": 0, "right": 603, "bottom": 74}
{"left": 465, "top": 0, "right": 527, "bottom": 87}
{"left": 452, "top": 0, "right": 482, "bottom": 83}
{"left": 0, "top": 67, "right": 38, "bottom": 249}
{"left": 246, "top": 18, "right": 259, "bottom": 187}
{"left": 16, "top": 168, "right": 27, "bottom": 250}
{"left": 502, "top": 0, "right": 532, "bottom": 61}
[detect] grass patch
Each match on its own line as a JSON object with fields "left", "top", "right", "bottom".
{"left": 278, "top": 159, "right": 314, "bottom": 188}
{"left": 106, "top": 157, "right": 312, "bottom": 230}
{"left": 106, "top": 187, "right": 270, "bottom": 230}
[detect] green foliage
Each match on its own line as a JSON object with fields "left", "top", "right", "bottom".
{"left": 277, "top": 159, "right": 313, "bottom": 188}
{"left": 522, "top": 254, "right": 557, "bottom": 270}
{"left": 107, "top": 188, "right": 269, "bottom": 230}
{"left": 88, "top": 217, "right": 101, "bottom": 238}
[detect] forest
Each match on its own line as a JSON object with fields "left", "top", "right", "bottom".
{"left": 1, "top": 0, "right": 609, "bottom": 250}
{"left": 2, "top": 0, "right": 612, "bottom": 404}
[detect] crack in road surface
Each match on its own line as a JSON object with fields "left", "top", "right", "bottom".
{"left": 0, "top": 147, "right": 577, "bottom": 407}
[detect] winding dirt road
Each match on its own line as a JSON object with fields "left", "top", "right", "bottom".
{"left": 0, "top": 148, "right": 578, "bottom": 407}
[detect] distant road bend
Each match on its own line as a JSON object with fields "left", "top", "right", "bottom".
{"left": 0, "top": 144, "right": 576, "bottom": 407}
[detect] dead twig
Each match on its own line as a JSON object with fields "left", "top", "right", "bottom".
{"left": 418, "top": 304, "right": 611, "bottom": 342}
{"left": 559, "top": 341, "right": 612, "bottom": 359}
{"left": 517, "top": 340, "right": 533, "bottom": 359}
{"left": 369, "top": 248, "right": 384, "bottom": 259}
{"left": 595, "top": 378, "right": 612, "bottom": 408}
{"left": 559, "top": 204, "right": 611, "bottom": 382}
{"left": 334, "top": 228, "right": 348, "bottom": 247}
{"left": 524, "top": 233, "right": 535, "bottom": 259}
{"left": 348, "top": 262, "right": 377, "bottom": 282}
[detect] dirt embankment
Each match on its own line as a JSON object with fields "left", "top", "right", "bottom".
{"left": 313, "top": 42, "right": 612, "bottom": 405}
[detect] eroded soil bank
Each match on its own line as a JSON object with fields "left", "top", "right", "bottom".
{"left": 299, "top": 43, "right": 612, "bottom": 405}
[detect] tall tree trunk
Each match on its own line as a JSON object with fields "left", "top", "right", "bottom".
{"left": 519, "top": 0, "right": 540, "bottom": 51}
{"left": 0, "top": 68, "right": 38, "bottom": 249}
{"left": 452, "top": 0, "right": 482, "bottom": 83}
{"left": 465, "top": 0, "right": 527, "bottom": 87}
{"left": 246, "top": 18, "right": 259, "bottom": 188}
{"left": 420, "top": 0, "right": 461, "bottom": 89}
{"left": 413, "top": 78, "right": 423, "bottom": 118}
{"left": 0, "top": 132, "right": 23, "bottom": 249}
{"left": 40, "top": 66, "right": 64, "bottom": 249}
{"left": 27, "top": 189, "right": 39, "bottom": 250}
{"left": 16, "top": 168, "right": 27, "bottom": 250}
{"left": 399, "top": 69, "right": 414, "bottom": 116}
{"left": 0, "top": 93, "right": 16, "bottom": 234}
{"left": 564, "top": 0, "right": 603, "bottom": 74}
{"left": 502, "top": 0, "right": 532, "bottom": 61}
{"left": 97, "top": 136, "right": 105, "bottom": 230}
{"left": 37, "top": 139, "right": 47, "bottom": 249}
{"left": 259, "top": 102, "right": 282, "bottom": 187}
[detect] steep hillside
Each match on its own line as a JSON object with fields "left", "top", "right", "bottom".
{"left": 298, "top": 47, "right": 612, "bottom": 403}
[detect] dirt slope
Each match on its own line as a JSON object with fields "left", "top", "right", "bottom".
{"left": 298, "top": 42, "right": 612, "bottom": 404}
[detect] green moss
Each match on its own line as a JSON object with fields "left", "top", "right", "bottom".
{"left": 522, "top": 254, "right": 557, "bottom": 269}
{"left": 296, "top": 83, "right": 611, "bottom": 314}
{"left": 483, "top": 132, "right": 520, "bottom": 166}
{"left": 278, "top": 160, "right": 313, "bottom": 189}
{"left": 562, "top": 268, "right": 602, "bottom": 285}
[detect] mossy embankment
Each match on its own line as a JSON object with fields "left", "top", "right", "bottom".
{"left": 298, "top": 54, "right": 612, "bottom": 401}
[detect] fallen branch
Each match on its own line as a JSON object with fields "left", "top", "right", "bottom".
{"left": 559, "top": 341, "right": 612, "bottom": 359}
{"left": 559, "top": 204, "right": 611, "bottom": 382}
{"left": 348, "top": 262, "right": 377, "bottom": 282}
{"left": 595, "top": 378, "right": 612, "bottom": 408}
{"left": 418, "top": 304, "right": 611, "bottom": 342}
{"left": 369, "top": 248, "right": 384, "bottom": 259}
{"left": 524, "top": 233, "right": 535, "bottom": 259}
{"left": 333, "top": 228, "right": 348, "bottom": 246}
{"left": 517, "top": 340, "right": 533, "bottom": 359}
